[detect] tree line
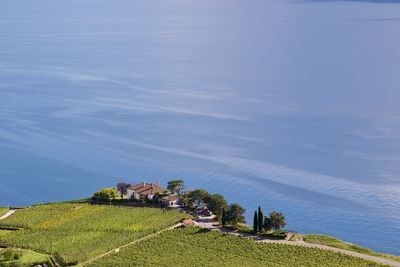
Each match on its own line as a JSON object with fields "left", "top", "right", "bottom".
{"left": 183, "top": 188, "right": 246, "bottom": 226}
{"left": 92, "top": 180, "right": 293, "bottom": 232}
{"left": 253, "top": 206, "right": 287, "bottom": 233}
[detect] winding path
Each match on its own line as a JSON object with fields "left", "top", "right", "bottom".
{"left": 196, "top": 215, "right": 400, "bottom": 267}
{"left": 0, "top": 209, "right": 16, "bottom": 221}
{"left": 76, "top": 223, "right": 182, "bottom": 267}
{"left": 255, "top": 239, "right": 400, "bottom": 267}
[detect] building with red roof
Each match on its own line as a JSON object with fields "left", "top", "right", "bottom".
{"left": 127, "top": 182, "right": 168, "bottom": 201}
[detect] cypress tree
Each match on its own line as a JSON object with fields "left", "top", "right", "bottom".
{"left": 253, "top": 211, "right": 258, "bottom": 233}
{"left": 259, "top": 210, "right": 264, "bottom": 231}
{"left": 258, "top": 206, "right": 264, "bottom": 232}
{"left": 221, "top": 208, "right": 226, "bottom": 226}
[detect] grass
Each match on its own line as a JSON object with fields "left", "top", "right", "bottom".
{"left": 289, "top": 233, "right": 304, "bottom": 241}
{"left": 0, "top": 203, "right": 186, "bottom": 265}
{"left": 304, "top": 234, "right": 400, "bottom": 262}
{"left": 0, "top": 248, "right": 52, "bottom": 267}
{"left": 234, "top": 223, "right": 254, "bottom": 233}
{"left": 0, "top": 208, "right": 8, "bottom": 218}
{"left": 0, "top": 230, "right": 12, "bottom": 238}
{"left": 87, "top": 227, "right": 387, "bottom": 267}
{"left": 39, "top": 198, "right": 91, "bottom": 205}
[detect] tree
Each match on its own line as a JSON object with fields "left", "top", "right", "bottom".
{"left": 253, "top": 211, "right": 258, "bottom": 232}
{"left": 221, "top": 208, "right": 226, "bottom": 226}
{"left": 225, "top": 203, "right": 246, "bottom": 226}
{"left": 208, "top": 194, "right": 228, "bottom": 219}
{"left": 92, "top": 188, "right": 118, "bottom": 201}
{"left": 187, "top": 189, "right": 210, "bottom": 203}
{"left": 268, "top": 211, "right": 287, "bottom": 230}
{"left": 263, "top": 216, "right": 272, "bottom": 231}
{"left": 257, "top": 206, "right": 264, "bottom": 232}
{"left": 116, "top": 183, "right": 131, "bottom": 199}
{"left": 167, "top": 179, "right": 185, "bottom": 196}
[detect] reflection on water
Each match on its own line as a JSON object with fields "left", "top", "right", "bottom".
{"left": 0, "top": 0, "right": 400, "bottom": 255}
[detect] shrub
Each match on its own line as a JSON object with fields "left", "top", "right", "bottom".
{"left": 52, "top": 252, "right": 69, "bottom": 266}
{"left": 224, "top": 203, "right": 246, "bottom": 225}
{"left": 1, "top": 249, "right": 22, "bottom": 261}
{"left": 92, "top": 188, "right": 118, "bottom": 201}
{"left": 266, "top": 230, "right": 288, "bottom": 239}
{"left": 235, "top": 223, "right": 253, "bottom": 234}
{"left": 264, "top": 211, "right": 287, "bottom": 231}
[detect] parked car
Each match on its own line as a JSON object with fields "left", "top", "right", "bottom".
{"left": 202, "top": 210, "right": 211, "bottom": 216}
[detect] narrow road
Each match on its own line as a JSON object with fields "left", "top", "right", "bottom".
{"left": 255, "top": 239, "right": 400, "bottom": 267}
{"left": 76, "top": 223, "right": 182, "bottom": 267}
{"left": 195, "top": 215, "right": 400, "bottom": 267}
{"left": 0, "top": 209, "right": 16, "bottom": 221}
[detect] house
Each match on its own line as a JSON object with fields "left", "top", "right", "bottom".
{"left": 182, "top": 218, "right": 197, "bottom": 227}
{"left": 127, "top": 182, "right": 168, "bottom": 200}
{"left": 160, "top": 195, "right": 181, "bottom": 208}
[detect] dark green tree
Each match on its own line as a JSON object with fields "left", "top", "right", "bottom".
{"left": 187, "top": 189, "right": 210, "bottom": 203}
{"left": 253, "top": 211, "right": 258, "bottom": 232}
{"left": 268, "top": 211, "right": 287, "bottom": 230}
{"left": 225, "top": 203, "right": 246, "bottom": 225}
{"left": 208, "top": 194, "right": 228, "bottom": 219}
{"left": 257, "top": 206, "right": 264, "bottom": 232}
{"left": 183, "top": 189, "right": 211, "bottom": 211}
{"left": 221, "top": 208, "right": 226, "bottom": 226}
{"left": 167, "top": 179, "right": 185, "bottom": 196}
{"left": 263, "top": 216, "right": 272, "bottom": 231}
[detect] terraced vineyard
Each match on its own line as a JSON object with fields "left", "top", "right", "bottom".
{"left": 87, "top": 228, "right": 387, "bottom": 267}
{"left": 0, "top": 204, "right": 186, "bottom": 265}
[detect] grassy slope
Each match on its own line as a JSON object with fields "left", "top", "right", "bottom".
{"left": 304, "top": 234, "right": 400, "bottom": 262}
{"left": 0, "top": 208, "right": 8, "bottom": 218}
{"left": 0, "top": 248, "right": 52, "bottom": 267}
{"left": 0, "top": 204, "right": 186, "bottom": 264}
{"left": 0, "top": 230, "right": 12, "bottom": 238}
{"left": 87, "top": 228, "right": 387, "bottom": 267}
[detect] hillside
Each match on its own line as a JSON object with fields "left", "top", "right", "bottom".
{"left": 86, "top": 227, "right": 387, "bottom": 267}
{"left": 0, "top": 203, "right": 397, "bottom": 267}
{"left": 0, "top": 203, "right": 185, "bottom": 265}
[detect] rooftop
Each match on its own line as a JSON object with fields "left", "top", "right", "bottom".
{"left": 161, "top": 195, "right": 180, "bottom": 201}
{"left": 128, "top": 182, "right": 168, "bottom": 195}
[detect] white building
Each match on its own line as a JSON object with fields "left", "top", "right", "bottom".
{"left": 127, "top": 182, "right": 168, "bottom": 200}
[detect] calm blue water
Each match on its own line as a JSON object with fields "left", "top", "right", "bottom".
{"left": 1, "top": 0, "right": 400, "bottom": 255}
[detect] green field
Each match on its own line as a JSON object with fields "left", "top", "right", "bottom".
{"left": 0, "top": 204, "right": 186, "bottom": 265}
{"left": 87, "top": 227, "right": 387, "bottom": 267}
{"left": 0, "top": 248, "right": 52, "bottom": 267}
{"left": 0, "top": 208, "right": 8, "bottom": 218}
{"left": 0, "top": 230, "right": 12, "bottom": 238}
{"left": 304, "top": 234, "right": 400, "bottom": 263}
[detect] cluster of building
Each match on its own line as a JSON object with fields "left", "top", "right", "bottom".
{"left": 126, "top": 181, "right": 181, "bottom": 208}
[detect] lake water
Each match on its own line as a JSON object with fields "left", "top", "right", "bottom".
{"left": 1, "top": 0, "right": 400, "bottom": 255}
